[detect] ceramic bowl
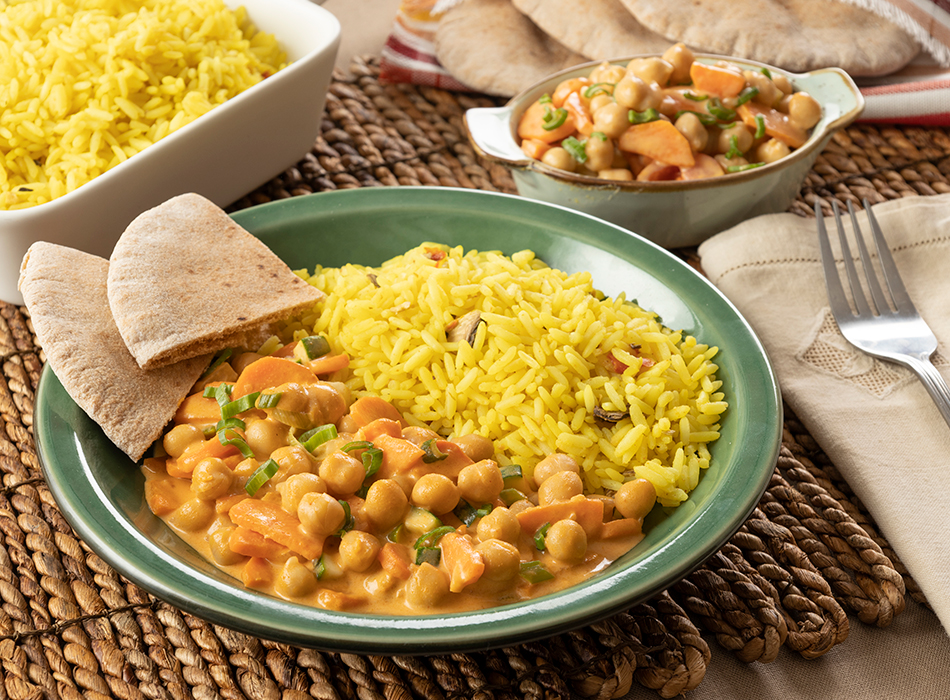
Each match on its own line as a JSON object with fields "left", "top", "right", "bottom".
{"left": 465, "top": 54, "right": 864, "bottom": 249}
{"left": 35, "top": 187, "right": 783, "bottom": 653}
{"left": 0, "top": 0, "right": 340, "bottom": 305}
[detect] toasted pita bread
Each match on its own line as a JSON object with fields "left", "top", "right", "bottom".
{"left": 18, "top": 243, "right": 210, "bottom": 461}
{"left": 108, "top": 193, "right": 325, "bottom": 370}
{"left": 512, "top": 0, "right": 670, "bottom": 61}
{"left": 618, "top": 0, "right": 918, "bottom": 76}
{"left": 435, "top": 0, "right": 587, "bottom": 97}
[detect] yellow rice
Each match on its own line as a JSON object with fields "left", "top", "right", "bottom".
{"left": 284, "top": 244, "right": 727, "bottom": 508}
{"left": 0, "top": 0, "right": 286, "bottom": 209}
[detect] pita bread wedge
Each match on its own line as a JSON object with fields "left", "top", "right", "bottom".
{"left": 618, "top": 0, "right": 918, "bottom": 77}
{"left": 108, "top": 193, "right": 325, "bottom": 370}
{"left": 512, "top": 0, "right": 670, "bottom": 61}
{"left": 18, "top": 243, "right": 210, "bottom": 462}
{"left": 435, "top": 0, "right": 587, "bottom": 97}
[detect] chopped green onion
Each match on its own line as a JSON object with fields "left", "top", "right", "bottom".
{"left": 204, "top": 383, "right": 234, "bottom": 407}
{"left": 295, "top": 335, "right": 330, "bottom": 362}
{"left": 361, "top": 447, "right": 383, "bottom": 478}
{"left": 538, "top": 93, "right": 552, "bottom": 104}
{"left": 301, "top": 424, "right": 338, "bottom": 452}
{"left": 387, "top": 524, "right": 403, "bottom": 543}
{"left": 583, "top": 82, "right": 612, "bottom": 98}
{"left": 520, "top": 561, "right": 555, "bottom": 584}
{"left": 761, "top": 67, "right": 772, "bottom": 78}
{"left": 542, "top": 106, "right": 568, "bottom": 131}
{"left": 256, "top": 392, "right": 282, "bottom": 409}
{"left": 591, "top": 131, "right": 607, "bottom": 141}
{"left": 561, "top": 135, "right": 587, "bottom": 163}
{"left": 754, "top": 114, "right": 766, "bottom": 139}
{"left": 533, "top": 522, "right": 551, "bottom": 551}
{"left": 415, "top": 547, "right": 441, "bottom": 567}
{"left": 725, "top": 135, "right": 742, "bottom": 159}
{"left": 736, "top": 86, "right": 759, "bottom": 106}
{"left": 314, "top": 555, "right": 327, "bottom": 579}
{"left": 221, "top": 392, "right": 260, "bottom": 419}
{"left": 414, "top": 525, "right": 455, "bottom": 549}
{"left": 421, "top": 438, "right": 448, "bottom": 463}
{"left": 336, "top": 500, "right": 354, "bottom": 536}
{"left": 726, "top": 162, "right": 766, "bottom": 173}
{"left": 342, "top": 440, "right": 373, "bottom": 453}
{"left": 201, "top": 425, "right": 217, "bottom": 439}
{"left": 500, "top": 465, "right": 523, "bottom": 481}
{"left": 245, "top": 458, "right": 279, "bottom": 495}
{"left": 454, "top": 500, "right": 492, "bottom": 526}
{"left": 218, "top": 428, "right": 254, "bottom": 459}
{"left": 500, "top": 487, "right": 527, "bottom": 507}
{"left": 215, "top": 417, "right": 246, "bottom": 432}
{"left": 684, "top": 92, "right": 708, "bottom": 101}
{"left": 674, "top": 109, "right": 717, "bottom": 126}
{"left": 628, "top": 108, "right": 660, "bottom": 124}
{"left": 201, "top": 348, "right": 233, "bottom": 378}
{"left": 271, "top": 408, "right": 312, "bottom": 430}
{"left": 707, "top": 98, "right": 736, "bottom": 121}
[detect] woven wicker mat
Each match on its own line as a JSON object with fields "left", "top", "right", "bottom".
{"left": 1, "top": 56, "right": 946, "bottom": 700}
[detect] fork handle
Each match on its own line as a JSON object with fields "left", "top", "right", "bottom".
{"left": 905, "top": 355, "right": 950, "bottom": 430}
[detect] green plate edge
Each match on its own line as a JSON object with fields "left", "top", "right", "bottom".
{"left": 35, "top": 186, "right": 782, "bottom": 654}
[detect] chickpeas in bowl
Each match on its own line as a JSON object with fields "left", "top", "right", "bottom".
{"left": 517, "top": 43, "right": 822, "bottom": 183}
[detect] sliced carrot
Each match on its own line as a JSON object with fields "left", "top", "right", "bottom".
{"left": 618, "top": 120, "right": 695, "bottom": 169}
{"left": 215, "top": 493, "right": 247, "bottom": 514}
{"left": 677, "top": 153, "right": 724, "bottom": 180}
{"left": 272, "top": 342, "right": 298, "bottom": 358}
{"left": 564, "top": 91, "right": 594, "bottom": 137}
{"left": 170, "top": 438, "right": 239, "bottom": 478}
{"left": 144, "top": 478, "right": 185, "bottom": 516}
{"left": 360, "top": 417, "right": 403, "bottom": 443}
{"left": 173, "top": 392, "right": 221, "bottom": 425}
{"left": 551, "top": 77, "right": 590, "bottom": 108}
{"left": 515, "top": 496, "right": 605, "bottom": 538}
{"left": 229, "top": 526, "right": 287, "bottom": 559}
{"left": 378, "top": 542, "right": 412, "bottom": 580}
{"left": 736, "top": 102, "right": 808, "bottom": 148}
{"left": 229, "top": 498, "right": 325, "bottom": 560}
{"left": 242, "top": 557, "right": 272, "bottom": 589}
{"left": 600, "top": 517, "right": 643, "bottom": 540}
{"left": 374, "top": 433, "right": 426, "bottom": 478}
{"left": 521, "top": 137, "right": 551, "bottom": 160}
{"left": 306, "top": 353, "right": 350, "bottom": 375}
{"left": 317, "top": 589, "right": 365, "bottom": 611}
{"left": 440, "top": 530, "right": 485, "bottom": 593}
{"left": 431, "top": 440, "right": 474, "bottom": 478}
{"left": 232, "top": 356, "right": 317, "bottom": 399}
{"left": 636, "top": 160, "right": 681, "bottom": 182}
{"left": 347, "top": 395, "right": 406, "bottom": 428}
{"left": 689, "top": 62, "right": 746, "bottom": 98}
{"left": 517, "top": 100, "right": 576, "bottom": 144}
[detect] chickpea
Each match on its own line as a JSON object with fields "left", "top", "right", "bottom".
{"left": 626, "top": 57, "right": 674, "bottom": 86}
{"left": 167, "top": 498, "right": 215, "bottom": 532}
{"left": 532, "top": 453, "right": 579, "bottom": 489}
{"left": 364, "top": 479, "right": 409, "bottom": 530}
{"left": 717, "top": 123, "right": 753, "bottom": 156}
{"left": 476, "top": 507, "right": 521, "bottom": 543}
{"left": 538, "top": 470, "right": 583, "bottom": 505}
{"left": 588, "top": 92, "right": 614, "bottom": 113}
{"left": 592, "top": 102, "right": 630, "bottom": 140}
{"left": 270, "top": 445, "right": 313, "bottom": 481}
{"left": 191, "top": 458, "right": 233, "bottom": 500}
{"left": 715, "top": 154, "right": 749, "bottom": 170}
{"left": 411, "top": 473, "right": 460, "bottom": 514}
{"left": 406, "top": 562, "right": 449, "bottom": 608}
{"left": 674, "top": 112, "right": 708, "bottom": 153}
{"left": 277, "top": 473, "right": 326, "bottom": 514}
{"left": 233, "top": 457, "right": 260, "bottom": 477}
{"left": 298, "top": 492, "right": 346, "bottom": 536}
{"left": 786, "top": 91, "right": 821, "bottom": 130}
{"left": 473, "top": 539, "right": 520, "bottom": 591}
{"left": 771, "top": 73, "right": 792, "bottom": 96}
{"left": 755, "top": 138, "right": 791, "bottom": 164}
{"left": 457, "top": 460, "right": 504, "bottom": 505}
{"left": 209, "top": 526, "right": 245, "bottom": 566}
{"left": 338, "top": 530, "right": 380, "bottom": 573}
{"left": 589, "top": 61, "right": 625, "bottom": 85}
{"left": 231, "top": 352, "right": 264, "bottom": 375}
{"left": 598, "top": 168, "right": 634, "bottom": 181}
{"left": 163, "top": 424, "right": 204, "bottom": 459}
{"left": 662, "top": 43, "right": 694, "bottom": 84}
{"left": 318, "top": 450, "right": 365, "bottom": 495}
{"left": 244, "top": 418, "right": 288, "bottom": 459}
{"left": 276, "top": 556, "right": 317, "bottom": 599}
{"left": 614, "top": 478, "right": 657, "bottom": 520}
{"left": 545, "top": 519, "right": 588, "bottom": 564}
{"left": 401, "top": 425, "right": 440, "bottom": 447}
{"left": 585, "top": 133, "right": 614, "bottom": 172}
{"left": 453, "top": 433, "right": 494, "bottom": 463}
{"left": 742, "top": 70, "right": 781, "bottom": 108}
{"left": 541, "top": 146, "right": 576, "bottom": 172}
{"left": 612, "top": 74, "right": 648, "bottom": 111}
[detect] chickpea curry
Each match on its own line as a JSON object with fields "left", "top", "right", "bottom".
{"left": 517, "top": 43, "right": 822, "bottom": 182}
{"left": 143, "top": 340, "right": 657, "bottom": 614}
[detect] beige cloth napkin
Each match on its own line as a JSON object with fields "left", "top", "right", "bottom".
{"left": 698, "top": 193, "right": 950, "bottom": 636}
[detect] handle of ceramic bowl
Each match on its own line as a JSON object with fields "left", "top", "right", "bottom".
{"left": 464, "top": 106, "right": 530, "bottom": 166}
{"left": 794, "top": 66, "right": 866, "bottom": 134}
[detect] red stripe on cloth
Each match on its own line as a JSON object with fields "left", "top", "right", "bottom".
{"left": 383, "top": 34, "right": 442, "bottom": 66}
{"left": 861, "top": 79, "right": 950, "bottom": 95}
{"left": 857, "top": 111, "right": 950, "bottom": 126}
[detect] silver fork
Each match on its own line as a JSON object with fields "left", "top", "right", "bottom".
{"left": 816, "top": 198, "right": 950, "bottom": 429}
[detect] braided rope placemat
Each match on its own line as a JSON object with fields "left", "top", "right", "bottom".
{"left": 0, "top": 57, "right": 944, "bottom": 699}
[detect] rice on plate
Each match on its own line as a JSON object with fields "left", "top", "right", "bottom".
{"left": 281, "top": 243, "right": 726, "bottom": 507}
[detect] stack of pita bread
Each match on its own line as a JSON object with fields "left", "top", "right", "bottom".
{"left": 19, "top": 193, "right": 325, "bottom": 461}
{"left": 434, "top": 0, "right": 919, "bottom": 97}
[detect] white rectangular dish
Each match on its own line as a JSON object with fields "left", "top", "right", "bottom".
{"left": 2, "top": 0, "right": 341, "bottom": 304}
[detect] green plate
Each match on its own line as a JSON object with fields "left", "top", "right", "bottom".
{"left": 35, "top": 187, "right": 781, "bottom": 654}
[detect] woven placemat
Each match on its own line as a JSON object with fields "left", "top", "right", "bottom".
{"left": 0, "top": 57, "right": 943, "bottom": 700}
